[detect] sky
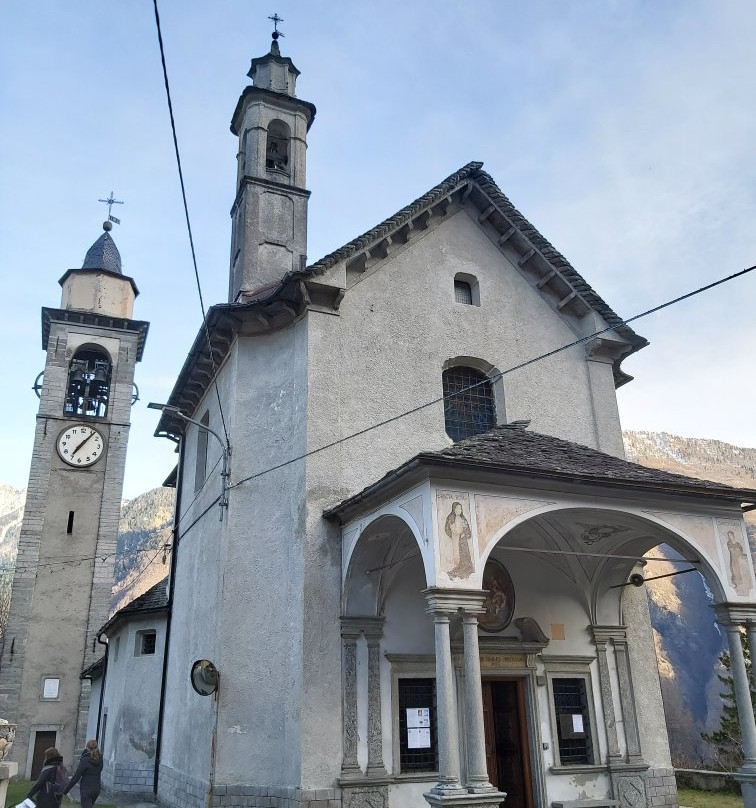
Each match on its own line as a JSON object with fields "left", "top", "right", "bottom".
{"left": 1, "top": 1, "right": 755, "bottom": 499}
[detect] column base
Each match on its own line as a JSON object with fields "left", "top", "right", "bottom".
{"left": 424, "top": 787, "right": 506, "bottom": 808}
{"left": 735, "top": 767, "right": 756, "bottom": 808}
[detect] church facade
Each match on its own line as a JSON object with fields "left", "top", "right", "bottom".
{"left": 89, "top": 33, "right": 756, "bottom": 808}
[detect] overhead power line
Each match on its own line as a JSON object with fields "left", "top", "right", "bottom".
{"left": 151, "top": 0, "right": 230, "bottom": 445}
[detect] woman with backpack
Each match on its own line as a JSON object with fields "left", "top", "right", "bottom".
{"left": 63, "top": 738, "right": 104, "bottom": 807}
{"left": 26, "top": 746, "right": 68, "bottom": 807}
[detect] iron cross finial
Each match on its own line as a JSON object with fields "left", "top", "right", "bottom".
{"left": 98, "top": 192, "right": 124, "bottom": 224}
{"left": 268, "top": 13, "right": 284, "bottom": 37}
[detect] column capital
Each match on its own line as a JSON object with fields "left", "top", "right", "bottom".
{"left": 424, "top": 588, "right": 487, "bottom": 615}
{"left": 591, "top": 625, "right": 627, "bottom": 645}
{"left": 341, "top": 615, "right": 385, "bottom": 640}
{"left": 714, "top": 603, "right": 756, "bottom": 627}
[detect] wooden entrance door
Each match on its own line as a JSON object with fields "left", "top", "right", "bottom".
{"left": 31, "top": 730, "right": 57, "bottom": 778}
{"left": 481, "top": 679, "right": 533, "bottom": 808}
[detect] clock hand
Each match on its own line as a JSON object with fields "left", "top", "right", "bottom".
{"left": 71, "top": 431, "right": 96, "bottom": 457}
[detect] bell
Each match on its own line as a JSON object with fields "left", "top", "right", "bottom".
{"left": 93, "top": 362, "right": 109, "bottom": 383}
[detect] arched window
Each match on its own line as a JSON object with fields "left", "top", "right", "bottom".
{"left": 266, "top": 120, "right": 290, "bottom": 171}
{"left": 442, "top": 366, "right": 496, "bottom": 441}
{"left": 65, "top": 347, "right": 112, "bottom": 418}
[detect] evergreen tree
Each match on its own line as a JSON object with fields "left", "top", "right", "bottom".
{"left": 702, "top": 631, "right": 755, "bottom": 772}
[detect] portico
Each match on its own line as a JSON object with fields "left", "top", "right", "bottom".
{"left": 328, "top": 425, "right": 756, "bottom": 808}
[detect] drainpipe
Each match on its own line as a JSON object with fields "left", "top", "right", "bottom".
{"left": 153, "top": 438, "right": 185, "bottom": 796}
{"left": 95, "top": 631, "right": 109, "bottom": 743}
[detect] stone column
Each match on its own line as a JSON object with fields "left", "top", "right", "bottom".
{"left": 591, "top": 627, "right": 621, "bottom": 762}
{"left": 364, "top": 624, "right": 388, "bottom": 778}
{"left": 716, "top": 607, "right": 756, "bottom": 808}
{"left": 341, "top": 626, "right": 361, "bottom": 779}
{"left": 429, "top": 609, "right": 464, "bottom": 794}
{"left": 461, "top": 610, "right": 495, "bottom": 792}
{"left": 722, "top": 622, "right": 756, "bottom": 764}
{"left": 612, "top": 633, "right": 644, "bottom": 764}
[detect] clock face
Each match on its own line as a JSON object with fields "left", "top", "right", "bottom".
{"left": 57, "top": 424, "right": 105, "bottom": 467}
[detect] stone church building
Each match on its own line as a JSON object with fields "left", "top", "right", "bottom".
{"left": 6, "top": 29, "right": 756, "bottom": 808}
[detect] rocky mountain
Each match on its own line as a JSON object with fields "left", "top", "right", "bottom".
{"left": 625, "top": 430, "right": 756, "bottom": 767}
{"left": 111, "top": 486, "right": 175, "bottom": 613}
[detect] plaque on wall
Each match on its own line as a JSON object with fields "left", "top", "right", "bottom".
{"left": 479, "top": 559, "right": 515, "bottom": 632}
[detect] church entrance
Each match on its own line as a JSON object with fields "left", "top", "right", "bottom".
{"left": 482, "top": 679, "right": 533, "bottom": 808}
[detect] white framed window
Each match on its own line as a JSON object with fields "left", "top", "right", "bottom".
{"left": 135, "top": 630, "right": 157, "bottom": 656}
{"left": 543, "top": 656, "right": 600, "bottom": 769}
{"left": 387, "top": 654, "right": 438, "bottom": 778}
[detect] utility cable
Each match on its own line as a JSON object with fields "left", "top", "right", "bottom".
{"left": 151, "top": 0, "right": 230, "bottom": 445}
{"left": 228, "top": 262, "right": 756, "bottom": 491}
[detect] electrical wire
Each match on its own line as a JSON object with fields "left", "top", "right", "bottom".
{"left": 228, "top": 262, "right": 756, "bottom": 491}
{"left": 151, "top": 0, "right": 230, "bottom": 445}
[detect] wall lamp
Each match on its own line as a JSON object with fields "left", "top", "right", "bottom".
{"left": 148, "top": 402, "right": 231, "bottom": 520}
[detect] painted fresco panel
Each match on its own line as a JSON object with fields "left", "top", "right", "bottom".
{"left": 435, "top": 490, "right": 476, "bottom": 583}
{"left": 716, "top": 519, "right": 754, "bottom": 597}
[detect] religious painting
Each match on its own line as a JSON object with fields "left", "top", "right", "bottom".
{"left": 717, "top": 521, "right": 753, "bottom": 596}
{"left": 474, "top": 493, "right": 552, "bottom": 556}
{"left": 436, "top": 491, "right": 474, "bottom": 581}
{"left": 478, "top": 559, "right": 515, "bottom": 632}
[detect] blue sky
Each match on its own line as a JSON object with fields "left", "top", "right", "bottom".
{"left": 2, "top": 1, "right": 755, "bottom": 499}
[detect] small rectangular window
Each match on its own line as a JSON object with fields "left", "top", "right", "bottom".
{"left": 552, "top": 677, "right": 594, "bottom": 765}
{"left": 66, "top": 511, "right": 75, "bottom": 534}
{"left": 41, "top": 677, "right": 60, "bottom": 700}
{"left": 454, "top": 280, "right": 473, "bottom": 305}
{"left": 398, "top": 677, "right": 438, "bottom": 772}
{"left": 194, "top": 411, "right": 210, "bottom": 492}
{"left": 113, "top": 636, "right": 120, "bottom": 662}
{"left": 136, "top": 630, "right": 157, "bottom": 656}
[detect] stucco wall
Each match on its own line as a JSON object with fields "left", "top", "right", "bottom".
{"left": 99, "top": 614, "right": 165, "bottom": 794}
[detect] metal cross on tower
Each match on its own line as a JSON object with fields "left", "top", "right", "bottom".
{"left": 268, "top": 13, "right": 284, "bottom": 37}
{"left": 98, "top": 192, "right": 124, "bottom": 224}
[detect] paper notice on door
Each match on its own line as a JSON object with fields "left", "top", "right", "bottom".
{"left": 572, "top": 713, "right": 584, "bottom": 734}
{"left": 407, "top": 708, "right": 431, "bottom": 748}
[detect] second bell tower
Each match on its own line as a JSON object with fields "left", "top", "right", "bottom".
{"left": 228, "top": 31, "right": 316, "bottom": 302}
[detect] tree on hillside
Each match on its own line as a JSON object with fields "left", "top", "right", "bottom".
{"left": 701, "top": 631, "right": 755, "bottom": 772}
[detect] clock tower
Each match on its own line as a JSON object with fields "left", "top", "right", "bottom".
{"left": 0, "top": 222, "right": 148, "bottom": 776}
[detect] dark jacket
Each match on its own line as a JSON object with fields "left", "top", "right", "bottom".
{"left": 65, "top": 748, "right": 104, "bottom": 796}
{"left": 27, "top": 754, "right": 66, "bottom": 808}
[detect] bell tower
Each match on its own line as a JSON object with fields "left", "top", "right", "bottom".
{"left": 0, "top": 222, "right": 149, "bottom": 776}
{"left": 228, "top": 28, "right": 316, "bottom": 302}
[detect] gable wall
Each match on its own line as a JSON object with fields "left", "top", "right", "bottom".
{"left": 294, "top": 209, "right": 627, "bottom": 784}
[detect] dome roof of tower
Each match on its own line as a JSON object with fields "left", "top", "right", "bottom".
{"left": 82, "top": 229, "right": 122, "bottom": 274}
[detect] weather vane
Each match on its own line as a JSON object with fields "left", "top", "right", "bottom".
{"left": 268, "top": 13, "right": 284, "bottom": 38}
{"left": 98, "top": 192, "right": 124, "bottom": 225}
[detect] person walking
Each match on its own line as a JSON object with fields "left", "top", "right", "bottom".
{"left": 26, "top": 746, "right": 67, "bottom": 808}
{"left": 64, "top": 739, "right": 104, "bottom": 807}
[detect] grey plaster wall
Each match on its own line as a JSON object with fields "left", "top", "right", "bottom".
{"left": 160, "top": 320, "right": 310, "bottom": 800}
{"left": 99, "top": 614, "right": 165, "bottom": 795}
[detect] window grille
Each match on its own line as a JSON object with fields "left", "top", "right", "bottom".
{"left": 454, "top": 280, "right": 473, "bottom": 305}
{"left": 398, "top": 678, "right": 438, "bottom": 772}
{"left": 552, "top": 677, "right": 593, "bottom": 765}
{"left": 442, "top": 366, "right": 496, "bottom": 441}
